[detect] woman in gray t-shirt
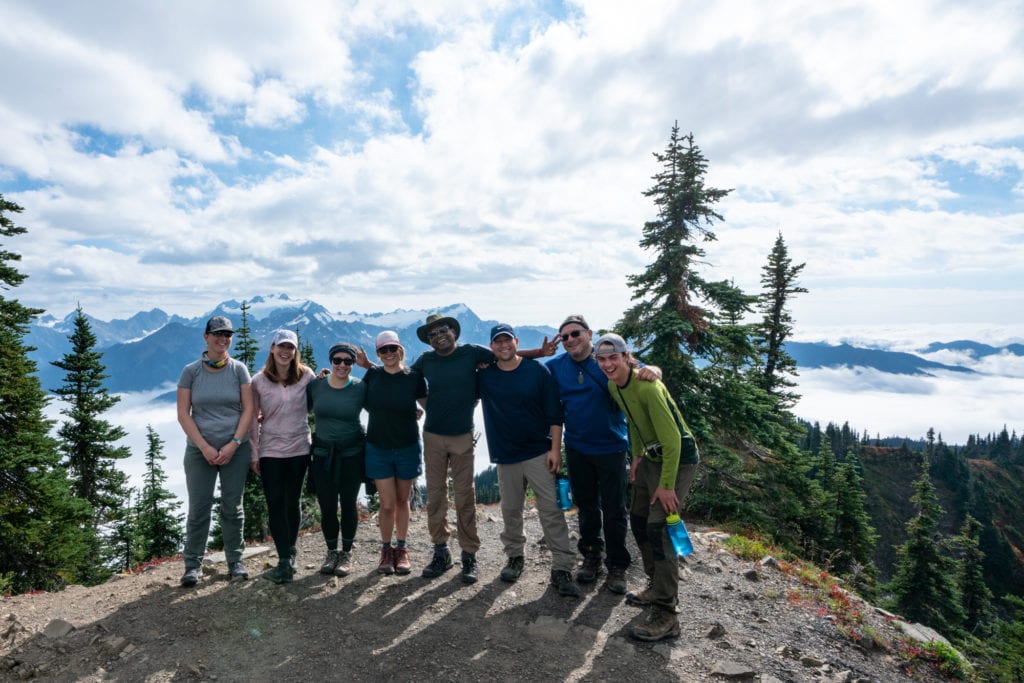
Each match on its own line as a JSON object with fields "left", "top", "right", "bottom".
{"left": 176, "top": 316, "right": 254, "bottom": 587}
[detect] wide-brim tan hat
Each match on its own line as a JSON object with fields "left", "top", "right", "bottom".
{"left": 416, "top": 313, "right": 461, "bottom": 344}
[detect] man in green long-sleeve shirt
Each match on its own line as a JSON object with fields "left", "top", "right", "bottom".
{"left": 596, "top": 333, "right": 699, "bottom": 642}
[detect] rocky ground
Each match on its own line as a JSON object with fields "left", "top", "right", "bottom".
{"left": 2, "top": 505, "right": 962, "bottom": 682}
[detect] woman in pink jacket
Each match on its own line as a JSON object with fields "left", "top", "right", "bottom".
{"left": 249, "top": 329, "right": 316, "bottom": 583}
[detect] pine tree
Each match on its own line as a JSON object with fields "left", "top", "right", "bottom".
{"left": 698, "top": 279, "right": 777, "bottom": 441}
{"left": 889, "top": 452, "right": 965, "bottom": 633}
{"left": 135, "top": 425, "right": 183, "bottom": 563}
{"left": 967, "top": 480, "right": 1018, "bottom": 603}
{"left": 51, "top": 306, "right": 133, "bottom": 583}
{"left": 233, "top": 301, "right": 259, "bottom": 373}
{"left": 754, "top": 232, "right": 806, "bottom": 409}
{"left": 299, "top": 332, "right": 317, "bottom": 376}
{"left": 956, "top": 514, "right": 993, "bottom": 632}
{"left": 294, "top": 327, "right": 320, "bottom": 531}
{"left": 991, "top": 425, "right": 1012, "bottom": 464}
{"left": 0, "top": 195, "right": 91, "bottom": 593}
{"left": 107, "top": 488, "right": 138, "bottom": 573}
{"left": 231, "top": 307, "right": 267, "bottom": 543}
{"left": 615, "top": 125, "right": 757, "bottom": 522}
{"left": 830, "top": 460, "right": 877, "bottom": 579}
{"left": 758, "top": 441, "right": 830, "bottom": 560}
{"left": 614, "top": 125, "right": 824, "bottom": 540}
{"left": 616, "top": 124, "right": 732, "bottom": 405}
{"left": 815, "top": 436, "right": 837, "bottom": 485}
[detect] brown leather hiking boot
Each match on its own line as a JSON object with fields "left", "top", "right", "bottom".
{"left": 625, "top": 578, "right": 654, "bottom": 606}
{"left": 630, "top": 606, "right": 680, "bottom": 642}
{"left": 393, "top": 546, "right": 411, "bottom": 575}
{"left": 377, "top": 545, "right": 395, "bottom": 575}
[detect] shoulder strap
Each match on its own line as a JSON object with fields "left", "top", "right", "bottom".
{"left": 578, "top": 360, "right": 611, "bottom": 396}
{"left": 615, "top": 383, "right": 653, "bottom": 450}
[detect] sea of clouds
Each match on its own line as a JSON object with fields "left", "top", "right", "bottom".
{"left": 45, "top": 322, "right": 1024, "bottom": 508}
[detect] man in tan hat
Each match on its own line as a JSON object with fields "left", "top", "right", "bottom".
{"left": 412, "top": 312, "right": 556, "bottom": 582}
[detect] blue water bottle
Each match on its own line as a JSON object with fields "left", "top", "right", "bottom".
{"left": 556, "top": 474, "right": 573, "bottom": 510}
{"left": 665, "top": 513, "right": 693, "bottom": 556}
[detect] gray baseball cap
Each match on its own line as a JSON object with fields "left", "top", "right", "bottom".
{"left": 205, "top": 316, "right": 234, "bottom": 334}
{"left": 593, "top": 333, "right": 628, "bottom": 355}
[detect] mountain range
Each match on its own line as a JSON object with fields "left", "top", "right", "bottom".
{"left": 26, "top": 293, "right": 1023, "bottom": 397}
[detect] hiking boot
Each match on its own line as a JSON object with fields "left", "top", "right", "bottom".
{"left": 421, "top": 547, "right": 453, "bottom": 579}
{"left": 460, "top": 551, "right": 478, "bottom": 584}
{"left": 377, "top": 545, "right": 395, "bottom": 575}
{"left": 320, "top": 549, "right": 340, "bottom": 575}
{"left": 630, "top": 606, "right": 680, "bottom": 642}
{"left": 626, "top": 578, "right": 655, "bottom": 606}
{"left": 605, "top": 568, "right": 628, "bottom": 595}
{"left": 334, "top": 550, "right": 351, "bottom": 577}
{"left": 500, "top": 556, "right": 525, "bottom": 583}
{"left": 264, "top": 560, "right": 293, "bottom": 584}
{"left": 551, "top": 569, "right": 581, "bottom": 598}
{"left": 228, "top": 561, "right": 249, "bottom": 580}
{"left": 576, "top": 554, "right": 603, "bottom": 584}
{"left": 180, "top": 567, "right": 201, "bottom": 587}
{"left": 393, "top": 546, "right": 411, "bottom": 575}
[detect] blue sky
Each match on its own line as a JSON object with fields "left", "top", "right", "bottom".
{"left": 2, "top": 0, "right": 1023, "bottom": 344}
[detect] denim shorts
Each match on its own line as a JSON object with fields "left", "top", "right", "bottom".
{"left": 365, "top": 441, "right": 423, "bottom": 481}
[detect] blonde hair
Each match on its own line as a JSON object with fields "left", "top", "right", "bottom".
{"left": 377, "top": 344, "right": 407, "bottom": 369}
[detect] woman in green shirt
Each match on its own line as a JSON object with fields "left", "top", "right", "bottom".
{"left": 306, "top": 342, "right": 367, "bottom": 577}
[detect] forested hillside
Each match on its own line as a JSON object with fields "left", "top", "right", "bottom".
{"left": 798, "top": 423, "right": 1024, "bottom": 602}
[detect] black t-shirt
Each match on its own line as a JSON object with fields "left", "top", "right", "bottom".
{"left": 363, "top": 366, "right": 427, "bottom": 449}
{"left": 411, "top": 343, "right": 493, "bottom": 435}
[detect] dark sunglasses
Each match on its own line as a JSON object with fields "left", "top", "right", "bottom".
{"left": 427, "top": 325, "right": 451, "bottom": 339}
{"left": 331, "top": 356, "right": 355, "bottom": 366}
{"left": 378, "top": 345, "right": 400, "bottom": 354}
{"left": 559, "top": 329, "right": 585, "bottom": 342}
{"left": 211, "top": 330, "right": 234, "bottom": 338}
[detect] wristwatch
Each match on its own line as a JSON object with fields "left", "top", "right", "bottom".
{"left": 231, "top": 437, "right": 242, "bottom": 446}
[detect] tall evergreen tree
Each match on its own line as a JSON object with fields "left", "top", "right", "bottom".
{"left": 296, "top": 327, "right": 319, "bottom": 524}
{"left": 51, "top": 306, "right": 132, "bottom": 583}
{"left": 889, "top": 452, "right": 964, "bottom": 633}
{"left": 956, "top": 514, "right": 993, "bottom": 632}
{"left": 616, "top": 123, "right": 732, "bottom": 404}
{"left": 0, "top": 195, "right": 91, "bottom": 593}
{"left": 614, "top": 125, "right": 822, "bottom": 542}
{"left": 967, "top": 479, "right": 1018, "bottom": 601}
{"left": 815, "top": 436, "right": 837, "bottom": 485}
{"left": 232, "top": 308, "right": 267, "bottom": 543}
{"left": 830, "top": 460, "right": 877, "bottom": 578}
{"left": 991, "top": 425, "right": 1012, "bottom": 464}
{"left": 107, "top": 488, "right": 138, "bottom": 573}
{"left": 754, "top": 232, "right": 806, "bottom": 409}
{"left": 135, "top": 425, "right": 184, "bottom": 563}
{"left": 299, "top": 330, "right": 317, "bottom": 376}
{"left": 615, "top": 125, "right": 755, "bottom": 522}
{"left": 698, "top": 279, "right": 777, "bottom": 441}
{"left": 233, "top": 301, "right": 259, "bottom": 373}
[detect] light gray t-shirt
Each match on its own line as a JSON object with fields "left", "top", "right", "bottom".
{"left": 178, "top": 358, "right": 252, "bottom": 448}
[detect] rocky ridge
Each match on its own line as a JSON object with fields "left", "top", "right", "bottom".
{"left": 1, "top": 506, "right": 961, "bottom": 682}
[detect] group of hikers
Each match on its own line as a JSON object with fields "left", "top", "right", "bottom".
{"left": 175, "top": 311, "right": 700, "bottom": 642}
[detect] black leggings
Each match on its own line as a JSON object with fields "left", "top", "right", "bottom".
{"left": 309, "top": 453, "right": 363, "bottom": 550}
{"left": 260, "top": 455, "right": 309, "bottom": 558}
